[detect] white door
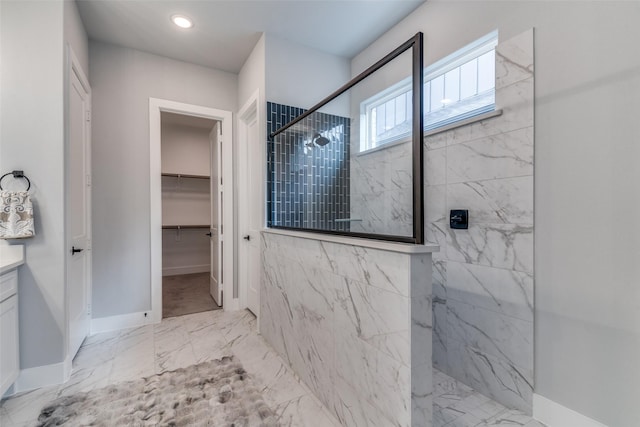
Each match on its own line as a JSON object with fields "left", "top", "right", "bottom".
{"left": 67, "top": 56, "right": 91, "bottom": 360}
{"left": 239, "top": 102, "right": 261, "bottom": 315}
{"left": 209, "top": 122, "right": 223, "bottom": 306}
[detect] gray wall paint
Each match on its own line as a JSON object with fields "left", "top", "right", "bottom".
{"left": 238, "top": 34, "right": 266, "bottom": 111}
{"left": 0, "top": 0, "right": 66, "bottom": 368}
{"left": 265, "top": 34, "right": 350, "bottom": 115}
{"left": 90, "top": 41, "right": 237, "bottom": 318}
{"left": 352, "top": 2, "right": 640, "bottom": 426}
{"left": 63, "top": 0, "right": 88, "bottom": 75}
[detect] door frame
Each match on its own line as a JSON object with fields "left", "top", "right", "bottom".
{"left": 237, "top": 90, "right": 263, "bottom": 312}
{"left": 149, "top": 98, "right": 234, "bottom": 323}
{"left": 65, "top": 45, "right": 92, "bottom": 363}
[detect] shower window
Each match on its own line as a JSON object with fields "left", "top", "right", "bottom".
{"left": 267, "top": 33, "right": 424, "bottom": 244}
{"left": 361, "top": 30, "right": 497, "bottom": 153}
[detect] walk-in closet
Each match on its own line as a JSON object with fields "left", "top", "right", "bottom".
{"left": 161, "top": 112, "right": 220, "bottom": 318}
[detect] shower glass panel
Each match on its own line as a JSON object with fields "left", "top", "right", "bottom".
{"left": 268, "top": 33, "right": 423, "bottom": 244}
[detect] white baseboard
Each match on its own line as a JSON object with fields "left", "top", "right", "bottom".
{"left": 8, "top": 355, "right": 72, "bottom": 396}
{"left": 91, "top": 311, "right": 157, "bottom": 335}
{"left": 533, "top": 394, "right": 607, "bottom": 427}
{"left": 162, "top": 264, "right": 210, "bottom": 276}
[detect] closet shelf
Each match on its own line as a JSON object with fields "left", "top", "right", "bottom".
{"left": 161, "top": 173, "right": 210, "bottom": 180}
{"left": 162, "top": 225, "right": 210, "bottom": 230}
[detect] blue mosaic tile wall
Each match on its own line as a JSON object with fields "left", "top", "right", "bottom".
{"left": 267, "top": 102, "right": 350, "bottom": 232}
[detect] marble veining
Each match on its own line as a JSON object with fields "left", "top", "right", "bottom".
{"left": 261, "top": 232, "right": 433, "bottom": 426}
{"left": 446, "top": 300, "right": 533, "bottom": 373}
{"left": 0, "top": 309, "right": 341, "bottom": 427}
{"left": 433, "top": 368, "right": 544, "bottom": 427}
{"left": 446, "top": 224, "right": 534, "bottom": 274}
{"left": 426, "top": 29, "right": 535, "bottom": 413}
{"left": 446, "top": 176, "right": 533, "bottom": 225}
{"left": 495, "top": 29, "right": 534, "bottom": 90}
{"left": 446, "top": 127, "right": 534, "bottom": 184}
{"left": 350, "top": 139, "right": 414, "bottom": 237}
{"left": 446, "top": 261, "right": 533, "bottom": 321}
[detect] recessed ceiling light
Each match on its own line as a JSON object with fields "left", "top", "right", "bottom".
{"left": 171, "top": 15, "right": 193, "bottom": 29}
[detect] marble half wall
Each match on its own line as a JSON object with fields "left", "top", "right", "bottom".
{"left": 427, "top": 29, "right": 535, "bottom": 413}
{"left": 260, "top": 230, "right": 437, "bottom": 427}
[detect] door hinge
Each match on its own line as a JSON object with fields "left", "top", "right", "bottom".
{"left": 87, "top": 303, "right": 91, "bottom": 315}
{"left": 86, "top": 174, "right": 91, "bottom": 187}
{"left": 85, "top": 110, "right": 91, "bottom": 122}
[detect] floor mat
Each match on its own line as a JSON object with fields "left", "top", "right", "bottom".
{"left": 37, "top": 356, "right": 278, "bottom": 427}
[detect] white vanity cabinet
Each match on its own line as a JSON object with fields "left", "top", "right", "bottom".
{"left": 0, "top": 245, "right": 23, "bottom": 398}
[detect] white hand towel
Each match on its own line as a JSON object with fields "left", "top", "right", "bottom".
{"left": 0, "top": 191, "right": 35, "bottom": 239}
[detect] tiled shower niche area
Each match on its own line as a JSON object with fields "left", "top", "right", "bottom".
{"left": 267, "top": 102, "right": 351, "bottom": 232}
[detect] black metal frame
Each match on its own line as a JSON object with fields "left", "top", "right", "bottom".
{"left": 268, "top": 32, "right": 424, "bottom": 245}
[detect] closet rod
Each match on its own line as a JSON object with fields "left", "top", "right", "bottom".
{"left": 161, "top": 173, "right": 210, "bottom": 180}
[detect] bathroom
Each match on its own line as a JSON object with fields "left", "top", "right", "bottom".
{"left": 0, "top": 1, "right": 637, "bottom": 427}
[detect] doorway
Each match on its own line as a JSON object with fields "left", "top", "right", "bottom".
{"left": 149, "top": 99, "right": 234, "bottom": 323}
{"left": 159, "top": 112, "right": 220, "bottom": 318}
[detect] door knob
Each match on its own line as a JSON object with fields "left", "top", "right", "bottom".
{"left": 206, "top": 232, "right": 212, "bottom": 237}
{"left": 243, "top": 235, "right": 251, "bottom": 241}
{"left": 71, "top": 246, "right": 84, "bottom": 255}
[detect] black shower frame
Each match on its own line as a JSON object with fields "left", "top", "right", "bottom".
{"left": 268, "top": 32, "right": 424, "bottom": 245}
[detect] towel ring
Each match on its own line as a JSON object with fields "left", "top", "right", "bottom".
{"left": 0, "top": 170, "right": 31, "bottom": 191}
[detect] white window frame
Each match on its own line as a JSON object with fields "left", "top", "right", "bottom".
{"left": 359, "top": 30, "right": 498, "bottom": 154}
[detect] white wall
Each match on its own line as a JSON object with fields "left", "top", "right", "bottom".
{"left": 0, "top": 0, "right": 67, "bottom": 370}
{"left": 352, "top": 2, "right": 640, "bottom": 426}
{"left": 63, "top": 0, "right": 88, "bottom": 75}
{"left": 90, "top": 41, "right": 237, "bottom": 318}
{"left": 238, "top": 34, "right": 266, "bottom": 111}
{"left": 161, "top": 122, "right": 212, "bottom": 176}
{"left": 265, "top": 34, "right": 350, "bottom": 116}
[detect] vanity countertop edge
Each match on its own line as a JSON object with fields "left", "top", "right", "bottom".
{"left": 0, "top": 245, "right": 25, "bottom": 274}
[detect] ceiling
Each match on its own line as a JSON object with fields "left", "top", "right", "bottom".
{"left": 76, "top": 0, "right": 425, "bottom": 73}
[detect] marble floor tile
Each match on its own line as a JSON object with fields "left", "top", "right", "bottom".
{"left": 57, "top": 360, "right": 113, "bottom": 397}
{"left": 242, "top": 346, "right": 309, "bottom": 406}
{"left": 434, "top": 369, "right": 546, "bottom": 427}
{"left": 274, "top": 394, "right": 342, "bottom": 427}
{"left": 0, "top": 308, "right": 341, "bottom": 427}
{"left": 1, "top": 309, "right": 544, "bottom": 427}
{"left": 0, "top": 385, "right": 60, "bottom": 425}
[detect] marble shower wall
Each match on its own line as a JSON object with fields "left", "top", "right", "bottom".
{"left": 350, "top": 139, "right": 414, "bottom": 237}
{"left": 260, "top": 231, "right": 434, "bottom": 427}
{"left": 427, "top": 29, "right": 535, "bottom": 413}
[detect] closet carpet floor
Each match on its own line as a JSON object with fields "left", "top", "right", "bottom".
{"left": 162, "top": 272, "right": 220, "bottom": 318}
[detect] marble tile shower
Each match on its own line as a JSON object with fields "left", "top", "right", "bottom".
{"left": 427, "top": 29, "right": 535, "bottom": 413}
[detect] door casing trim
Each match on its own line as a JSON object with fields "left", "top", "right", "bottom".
{"left": 149, "top": 98, "right": 235, "bottom": 323}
